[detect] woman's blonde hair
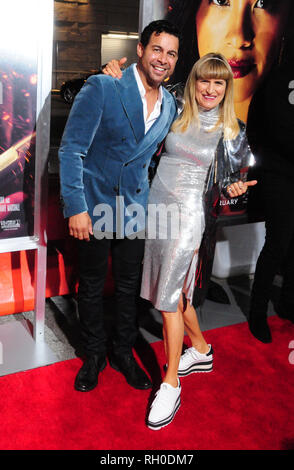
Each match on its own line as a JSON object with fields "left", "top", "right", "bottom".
{"left": 171, "top": 52, "right": 239, "bottom": 140}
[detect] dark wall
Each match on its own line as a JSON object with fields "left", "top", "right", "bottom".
{"left": 53, "top": 0, "right": 140, "bottom": 89}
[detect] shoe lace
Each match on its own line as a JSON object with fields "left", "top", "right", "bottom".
{"left": 152, "top": 384, "right": 171, "bottom": 407}
{"left": 152, "top": 382, "right": 179, "bottom": 408}
{"left": 182, "top": 346, "right": 210, "bottom": 361}
{"left": 182, "top": 347, "right": 196, "bottom": 360}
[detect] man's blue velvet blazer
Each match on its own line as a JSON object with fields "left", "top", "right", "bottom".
{"left": 58, "top": 65, "right": 177, "bottom": 235}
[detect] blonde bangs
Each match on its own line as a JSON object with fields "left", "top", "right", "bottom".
{"left": 196, "top": 60, "right": 231, "bottom": 83}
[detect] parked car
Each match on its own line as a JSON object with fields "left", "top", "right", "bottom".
{"left": 59, "top": 70, "right": 99, "bottom": 105}
{"left": 59, "top": 70, "right": 184, "bottom": 105}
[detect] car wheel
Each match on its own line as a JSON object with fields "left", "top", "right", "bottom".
{"left": 62, "top": 87, "right": 76, "bottom": 105}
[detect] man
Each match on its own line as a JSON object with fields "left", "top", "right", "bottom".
{"left": 59, "top": 20, "right": 180, "bottom": 392}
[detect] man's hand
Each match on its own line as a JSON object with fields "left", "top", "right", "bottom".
{"left": 68, "top": 212, "right": 93, "bottom": 241}
{"left": 102, "top": 57, "right": 127, "bottom": 78}
{"left": 227, "top": 179, "right": 257, "bottom": 198}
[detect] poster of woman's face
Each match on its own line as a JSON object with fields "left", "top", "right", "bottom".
{"left": 164, "top": 0, "right": 293, "bottom": 123}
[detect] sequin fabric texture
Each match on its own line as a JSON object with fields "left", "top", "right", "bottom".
{"left": 140, "top": 106, "right": 222, "bottom": 311}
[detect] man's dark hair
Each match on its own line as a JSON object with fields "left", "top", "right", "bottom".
{"left": 140, "top": 20, "right": 181, "bottom": 48}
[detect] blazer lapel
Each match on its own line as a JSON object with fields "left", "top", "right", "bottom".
{"left": 115, "top": 66, "right": 145, "bottom": 143}
{"left": 127, "top": 89, "right": 175, "bottom": 162}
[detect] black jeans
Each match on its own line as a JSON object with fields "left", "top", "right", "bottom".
{"left": 77, "top": 235, "right": 145, "bottom": 357}
{"left": 250, "top": 170, "right": 294, "bottom": 316}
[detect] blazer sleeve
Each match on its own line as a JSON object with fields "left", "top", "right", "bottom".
{"left": 58, "top": 75, "right": 104, "bottom": 218}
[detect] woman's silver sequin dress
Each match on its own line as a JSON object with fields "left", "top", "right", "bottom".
{"left": 140, "top": 106, "right": 222, "bottom": 312}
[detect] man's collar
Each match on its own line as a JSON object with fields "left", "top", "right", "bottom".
{"left": 133, "top": 64, "right": 163, "bottom": 103}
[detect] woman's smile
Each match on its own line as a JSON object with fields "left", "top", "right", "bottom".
{"left": 195, "top": 78, "right": 227, "bottom": 110}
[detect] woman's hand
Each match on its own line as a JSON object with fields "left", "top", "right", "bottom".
{"left": 227, "top": 179, "right": 257, "bottom": 197}
{"left": 102, "top": 57, "right": 127, "bottom": 78}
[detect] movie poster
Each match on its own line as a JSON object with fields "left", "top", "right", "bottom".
{"left": 0, "top": 2, "right": 38, "bottom": 239}
{"left": 153, "top": 0, "right": 294, "bottom": 221}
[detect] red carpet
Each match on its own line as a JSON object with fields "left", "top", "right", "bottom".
{"left": 0, "top": 315, "right": 294, "bottom": 450}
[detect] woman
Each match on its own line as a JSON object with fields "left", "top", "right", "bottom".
{"left": 140, "top": 53, "right": 256, "bottom": 430}
{"left": 164, "top": 0, "right": 294, "bottom": 342}
{"left": 166, "top": 0, "right": 293, "bottom": 123}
